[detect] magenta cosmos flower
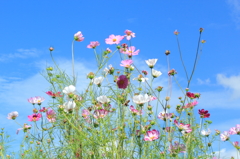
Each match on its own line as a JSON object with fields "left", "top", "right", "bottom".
{"left": 144, "top": 129, "right": 159, "bottom": 141}
{"left": 28, "top": 96, "right": 45, "bottom": 105}
{"left": 174, "top": 120, "right": 192, "bottom": 134}
{"left": 46, "top": 91, "right": 63, "bottom": 98}
{"left": 105, "top": 34, "right": 124, "bottom": 44}
{"left": 120, "top": 46, "right": 140, "bottom": 57}
{"left": 46, "top": 109, "right": 56, "bottom": 123}
{"left": 117, "top": 75, "right": 129, "bottom": 89}
{"left": 120, "top": 59, "right": 133, "bottom": 68}
{"left": 74, "top": 31, "right": 84, "bottom": 42}
{"left": 124, "top": 29, "right": 135, "bottom": 40}
{"left": 28, "top": 113, "right": 42, "bottom": 122}
{"left": 87, "top": 41, "right": 100, "bottom": 49}
{"left": 198, "top": 109, "right": 210, "bottom": 118}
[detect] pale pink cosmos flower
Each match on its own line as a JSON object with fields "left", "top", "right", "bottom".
{"left": 183, "top": 100, "right": 198, "bottom": 109}
{"left": 28, "top": 96, "right": 45, "bottom": 105}
{"left": 87, "top": 41, "right": 100, "bottom": 49}
{"left": 105, "top": 34, "right": 124, "bottom": 44}
{"left": 158, "top": 111, "right": 174, "bottom": 121}
{"left": 174, "top": 120, "right": 192, "bottom": 134}
{"left": 124, "top": 30, "right": 135, "bottom": 40}
{"left": 143, "top": 129, "right": 159, "bottom": 141}
{"left": 28, "top": 113, "right": 42, "bottom": 122}
{"left": 82, "top": 109, "right": 90, "bottom": 119}
{"left": 117, "top": 75, "right": 129, "bottom": 89}
{"left": 220, "top": 131, "right": 230, "bottom": 141}
{"left": 120, "top": 46, "right": 140, "bottom": 57}
{"left": 169, "top": 141, "right": 186, "bottom": 154}
{"left": 229, "top": 125, "right": 240, "bottom": 135}
{"left": 120, "top": 59, "right": 133, "bottom": 68}
{"left": 7, "top": 111, "right": 19, "bottom": 120}
{"left": 74, "top": 31, "right": 84, "bottom": 42}
{"left": 150, "top": 96, "right": 157, "bottom": 101}
{"left": 46, "top": 109, "right": 56, "bottom": 122}
{"left": 16, "top": 124, "right": 31, "bottom": 134}
{"left": 94, "top": 109, "right": 108, "bottom": 119}
{"left": 130, "top": 105, "right": 142, "bottom": 115}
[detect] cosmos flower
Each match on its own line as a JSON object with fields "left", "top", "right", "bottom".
{"left": 7, "top": 111, "right": 19, "bottom": 120}
{"left": 124, "top": 29, "right": 135, "bottom": 40}
{"left": 120, "top": 59, "right": 133, "bottom": 68}
{"left": 105, "top": 34, "right": 124, "bottom": 44}
{"left": 74, "top": 31, "right": 84, "bottom": 42}
{"left": 117, "top": 75, "right": 129, "bottom": 89}
{"left": 87, "top": 41, "right": 100, "bottom": 49}
{"left": 63, "top": 101, "right": 76, "bottom": 113}
{"left": 145, "top": 59, "right": 158, "bottom": 68}
{"left": 46, "top": 109, "right": 56, "bottom": 122}
{"left": 97, "top": 95, "right": 110, "bottom": 104}
{"left": 144, "top": 129, "right": 159, "bottom": 141}
{"left": 28, "top": 96, "right": 45, "bottom": 105}
{"left": 152, "top": 69, "right": 162, "bottom": 78}
{"left": 133, "top": 94, "right": 151, "bottom": 105}
{"left": 28, "top": 113, "right": 42, "bottom": 122}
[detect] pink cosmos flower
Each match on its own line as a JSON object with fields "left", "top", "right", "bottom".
{"left": 183, "top": 100, "right": 198, "bottom": 109}
{"left": 16, "top": 124, "right": 31, "bottom": 134}
{"left": 229, "top": 124, "right": 240, "bottom": 135}
{"left": 150, "top": 96, "right": 157, "bottom": 101}
{"left": 117, "top": 75, "right": 129, "bottom": 89}
{"left": 105, "top": 34, "right": 124, "bottom": 44}
{"left": 144, "top": 129, "right": 159, "bottom": 141}
{"left": 94, "top": 109, "right": 108, "bottom": 119}
{"left": 87, "top": 41, "right": 100, "bottom": 49}
{"left": 74, "top": 31, "right": 84, "bottom": 42}
{"left": 46, "top": 91, "right": 63, "bottom": 98}
{"left": 28, "top": 113, "right": 42, "bottom": 122}
{"left": 168, "top": 69, "right": 177, "bottom": 76}
{"left": 198, "top": 109, "right": 210, "bottom": 118}
{"left": 124, "top": 30, "right": 135, "bottom": 40}
{"left": 120, "top": 46, "right": 140, "bottom": 57}
{"left": 130, "top": 105, "right": 142, "bottom": 115}
{"left": 174, "top": 120, "right": 192, "bottom": 134}
{"left": 169, "top": 141, "right": 186, "bottom": 154}
{"left": 46, "top": 109, "right": 56, "bottom": 122}
{"left": 233, "top": 141, "right": 240, "bottom": 149}
{"left": 120, "top": 59, "right": 133, "bottom": 68}
{"left": 7, "top": 111, "right": 19, "bottom": 120}
{"left": 82, "top": 109, "right": 90, "bottom": 119}
{"left": 158, "top": 111, "right": 174, "bottom": 121}
{"left": 220, "top": 131, "right": 230, "bottom": 141}
{"left": 28, "top": 96, "right": 45, "bottom": 105}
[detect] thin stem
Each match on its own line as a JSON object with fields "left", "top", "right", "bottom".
{"left": 72, "top": 40, "right": 76, "bottom": 85}
{"left": 176, "top": 35, "right": 189, "bottom": 81}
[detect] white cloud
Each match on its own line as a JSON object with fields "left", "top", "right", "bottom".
{"left": 197, "top": 78, "right": 211, "bottom": 85}
{"left": 0, "top": 48, "right": 40, "bottom": 62}
{"left": 217, "top": 73, "right": 240, "bottom": 99}
{"left": 214, "top": 148, "right": 239, "bottom": 159}
{"left": 227, "top": 0, "right": 240, "bottom": 28}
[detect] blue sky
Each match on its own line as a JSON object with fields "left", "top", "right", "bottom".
{"left": 1, "top": 0, "right": 240, "bottom": 157}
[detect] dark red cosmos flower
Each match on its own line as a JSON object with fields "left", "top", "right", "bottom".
{"left": 117, "top": 75, "right": 129, "bottom": 89}
{"left": 198, "top": 109, "right": 210, "bottom": 118}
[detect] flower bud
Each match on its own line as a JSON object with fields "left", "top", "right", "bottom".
{"left": 49, "top": 47, "right": 54, "bottom": 51}
{"left": 165, "top": 50, "right": 170, "bottom": 55}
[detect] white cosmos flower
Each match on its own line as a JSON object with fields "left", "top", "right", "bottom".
{"left": 201, "top": 129, "right": 211, "bottom": 136}
{"left": 97, "top": 95, "right": 110, "bottom": 104}
{"left": 63, "top": 85, "right": 76, "bottom": 94}
{"left": 152, "top": 69, "right": 162, "bottom": 78}
{"left": 145, "top": 59, "right": 158, "bottom": 68}
{"left": 133, "top": 77, "right": 149, "bottom": 82}
{"left": 133, "top": 94, "right": 151, "bottom": 105}
{"left": 63, "top": 101, "right": 76, "bottom": 112}
{"left": 7, "top": 111, "right": 19, "bottom": 120}
{"left": 92, "top": 76, "right": 104, "bottom": 85}
{"left": 104, "top": 64, "right": 113, "bottom": 75}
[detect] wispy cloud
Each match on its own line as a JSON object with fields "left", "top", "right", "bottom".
{"left": 217, "top": 73, "right": 240, "bottom": 99}
{"left": 227, "top": 0, "right": 240, "bottom": 28}
{"left": 197, "top": 78, "right": 211, "bottom": 85}
{"left": 0, "top": 48, "right": 40, "bottom": 62}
